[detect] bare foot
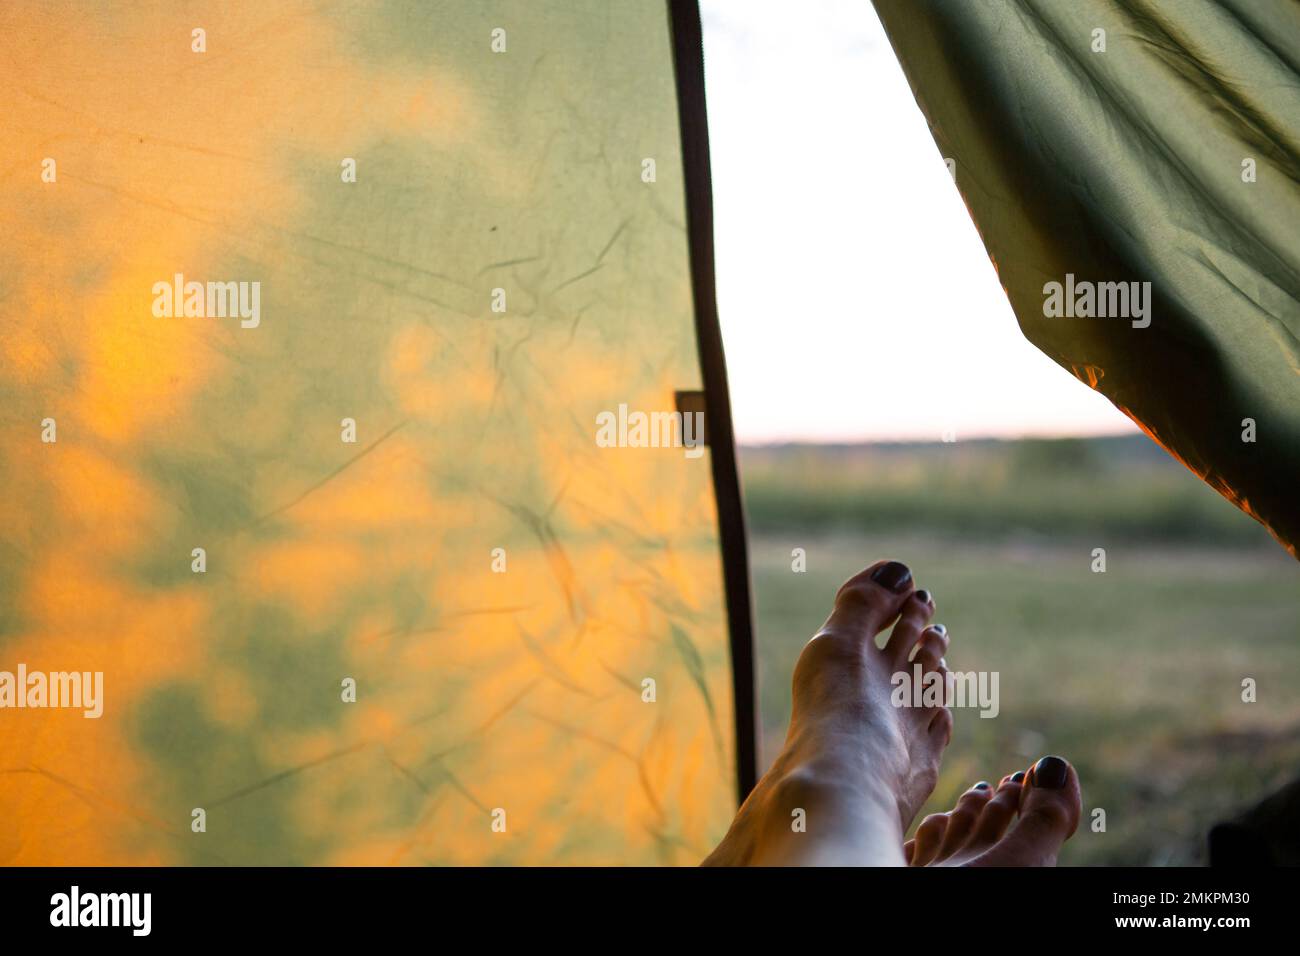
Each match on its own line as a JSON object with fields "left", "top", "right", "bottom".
{"left": 703, "top": 560, "right": 952, "bottom": 865}
{"left": 904, "top": 756, "right": 1082, "bottom": 866}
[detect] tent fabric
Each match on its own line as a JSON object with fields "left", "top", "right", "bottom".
{"left": 873, "top": 0, "right": 1300, "bottom": 558}
{"left": 0, "top": 0, "right": 744, "bottom": 864}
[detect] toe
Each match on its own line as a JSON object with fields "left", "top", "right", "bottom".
{"left": 821, "top": 560, "right": 916, "bottom": 643}
{"left": 908, "top": 812, "right": 949, "bottom": 867}
{"left": 933, "top": 783, "right": 994, "bottom": 862}
{"left": 883, "top": 589, "right": 936, "bottom": 663}
{"left": 971, "top": 756, "right": 1081, "bottom": 867}
{"left": 926, "top": 701, "right": 953, "bottom": 745}
{"left": 959, "top": 775, "right": 1022, "bottom": 857}
{"left": 910, "top": 624, "right": 949, "bottom": 669}
{"left": 1019, "top": 755, "right": 1082, "bottom": 837}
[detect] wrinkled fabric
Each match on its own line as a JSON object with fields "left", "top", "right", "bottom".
{"left": 874, "top": 0, "right": 1300, "bottom": 557}
{"left": 0, "top": 0, "right": 735, "bottom": 864}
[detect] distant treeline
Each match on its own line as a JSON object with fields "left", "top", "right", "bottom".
{"left": 739, "top": 434, "right": 1277, "bottom": 547}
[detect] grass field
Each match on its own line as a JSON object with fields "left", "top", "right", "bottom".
{"left": 740, "top": 437, "right": 1300, "bottom": 865}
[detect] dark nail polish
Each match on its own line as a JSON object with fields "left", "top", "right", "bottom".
{"left": 930, "top": 623, "right": 946, "bottom": 635}
{"left": 1033, "top": 755, "right": 1069, "bottom": 790}
{"left": 870, "top": 561, "right": 912, "bottom": 593}
{"left": 1011, "top": 771, "right": 1026, "bottom": 783}
{"left": 915, "top": 589, "right": 932, "bottom": 605}
{"left": 974, "top": 781, "right": 991, "bottom": 790}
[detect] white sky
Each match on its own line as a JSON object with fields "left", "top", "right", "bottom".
{"left": 700, "top": 0, "right": 1137, "bottom": 443}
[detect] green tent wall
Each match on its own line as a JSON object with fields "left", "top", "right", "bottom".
{"left": 873, "top": 0, "right": 1300, "bottom": 558}
{"left": 0, "top": 0, "right": 755, "bottom": 865}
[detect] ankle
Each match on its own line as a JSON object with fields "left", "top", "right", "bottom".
{"left": 749, "top": 765, "right": 904, "bottom": 865}
{"left": 782, "top": 717, "right": 909, "bottom": 786}
{"left": 764, "top": 760, "right": 901, "bottom": 830}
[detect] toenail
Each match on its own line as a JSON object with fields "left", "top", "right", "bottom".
{"left": 870, "top": 561, "right": 912, "bottom": 593}
{"left": 974, "top": 781, "right": 991, "bottom": 790}
{"left": 915, "top": 589, "right": 932, "bottom": 605}
{"left": 930, "top": 623, "right": 946, "bottom": 635}
{"left": 1011, "top": 771, "right": 1026, "bottom": 783}
{"left": 1033, "top": 756, "right": 1069, "bottom": 790}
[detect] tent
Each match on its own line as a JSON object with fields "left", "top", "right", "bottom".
{"left": 0, "top": 0, "right": 752, "bottom": 865}
{"left": 873, "top": 0, "right": 1300, "bottom": 558}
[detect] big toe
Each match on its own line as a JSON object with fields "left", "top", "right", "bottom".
{"left": 969, "top": 756, "right": 1081, "bottom": 867}
{"left": 820, "top": 560, "right": 916, "bottom": 641}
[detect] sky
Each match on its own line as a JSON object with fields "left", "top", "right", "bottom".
{"left": 700, "top": 0, "right": 1138, "bottom": 444}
